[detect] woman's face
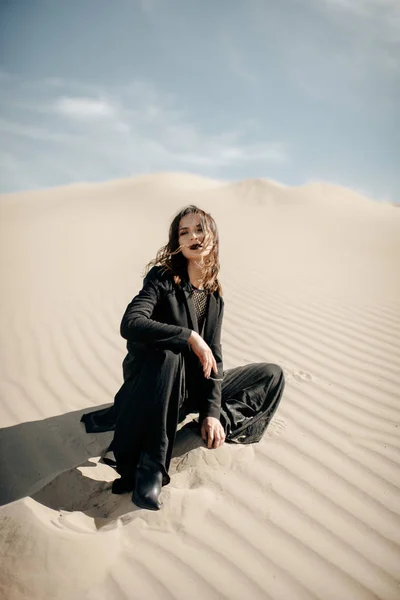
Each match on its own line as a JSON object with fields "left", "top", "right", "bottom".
{"left": 178, "top": 213, "right": 213, "bottom": 262}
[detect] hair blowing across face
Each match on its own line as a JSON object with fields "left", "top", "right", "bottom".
{"left": 143, "top": 205, "right": 222, "bottom": 295}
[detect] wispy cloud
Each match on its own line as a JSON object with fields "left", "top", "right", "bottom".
{"left": 0, "top": 117, "right": 80, "bottom": 143}
{"left": 250, "top": 0, "right": 400, "bottom": 108}
{"left": 320, "top": 0, "right": 399, "bottom": 19}
{"left": 0, "top": 74, "right": 288, "bottom": 192}
{"left": 318, "top": 0, "right": 400, "bottom": 49}
{"left": 139, "top": 0, "right": 154, "bottom": 15}
{"left": 317, "top": 0, "right": 400, "bottom": 99}
{"left": 220, "top": 32, "right": 258, "bottom": 83}
{"left": 54, "top": 97, "right": 117, "bottom": 119}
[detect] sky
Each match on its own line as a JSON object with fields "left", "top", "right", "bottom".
{"left": 0, "top": 0, "right": 399, "bottom": 200}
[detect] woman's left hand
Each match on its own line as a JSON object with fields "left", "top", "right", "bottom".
{"left": 201, "top": 417, "right": 226, "bottom": 449}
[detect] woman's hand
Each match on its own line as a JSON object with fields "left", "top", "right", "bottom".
{"left": 201, "top": 417, "right": 226, "bottom": 449}
{"left": 189, "top": 331, "right": 218, "bottom": 379}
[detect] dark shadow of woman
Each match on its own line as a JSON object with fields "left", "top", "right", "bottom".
{"left": 31, "top": 417, "right": 203, "bottom": 526}
{"left": 0, "top": 402, "right": 203, "bottom": 524}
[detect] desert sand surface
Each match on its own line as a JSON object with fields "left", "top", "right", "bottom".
{"left": 0, "top": 173, "right": 400, "bottom": 600}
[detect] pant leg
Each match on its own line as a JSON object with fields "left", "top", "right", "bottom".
{"left": 111, "top": 347, "right": 186, "bottom": 482}
{"left": 220, "top": 363, "right": 285, "bottom": 444}
{"left": 80, "top": 359, "right": 143, "bottom": 434}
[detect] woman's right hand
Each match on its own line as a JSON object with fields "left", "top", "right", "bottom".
{"left": 188, "top": 331, "right": 218, "bottom": 379}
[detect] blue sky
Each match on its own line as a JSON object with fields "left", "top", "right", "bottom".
{"left": 0, "top": 0, "right": 399, "bottom": 200}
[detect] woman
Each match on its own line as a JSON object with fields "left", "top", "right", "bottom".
{"left": 82, "top": 205, "right": 285, "bottom": 511}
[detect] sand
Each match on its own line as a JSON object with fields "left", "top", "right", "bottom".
{"left": 0, "top": 173, "right": 399, "bottom": 600}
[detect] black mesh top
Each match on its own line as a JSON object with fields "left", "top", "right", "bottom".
{"left": 192, "top": 287, "right": 208, "bottom": 335}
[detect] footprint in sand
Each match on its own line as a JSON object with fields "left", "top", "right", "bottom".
{"left": 285, "top": 371, "right": 316, "bottom": 383}
{"left": 267, "top": 417, "right": 286, "bottom": 438}
{"left": 293, "top": 370, "right": 313, "bottom": 382}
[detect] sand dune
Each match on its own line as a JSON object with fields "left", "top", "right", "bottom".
{"left": 1, "top": 174, "right": 399, "bottom": 600}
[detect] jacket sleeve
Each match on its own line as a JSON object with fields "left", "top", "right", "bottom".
{"left": 120, "top": 274, "right": 192, "bottom": 352}
{"left": 199, "top": 296, "right": 224, "bottom": 421}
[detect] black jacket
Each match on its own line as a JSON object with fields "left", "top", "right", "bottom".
{"left": 120, "top": 265, "right": 224, "bottom": 420}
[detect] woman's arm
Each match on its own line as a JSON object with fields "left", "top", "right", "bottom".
{"left": 120, "top": 277, "right": 192, "bottom": 352}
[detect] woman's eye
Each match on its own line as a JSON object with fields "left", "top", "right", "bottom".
{"left": 180, "top": 228, "right": 203, "bottom": 236}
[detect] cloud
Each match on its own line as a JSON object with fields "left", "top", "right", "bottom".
{"left": 0, "top": 152, "right": 39, "bottom": 193}
{"left": 170, "top": 140, "right": 287, "bottom": 168}
{"left": 0, "top": 151, "right": 20, "bottom": 172}
{"left": 220, "top": 32, "right": 258, "bottom": 83}
{"left": 317, "top": 0, "right": 400, "bottom": 85}
{"left": 249, "top": 0, "right": 400, "bottom": 109}
{"left": 318, "top": 0, "right": 400, "bottom": 45}
{"left": 139, "top": 0, "right": 154, "bottom": 15}
{"left": 0, "top": 117, "right": 79, "bottom": 143}
{"left": 0, "top": 74, "right": 288, "bottom": 192}
{"left": 54, "top": 96, "right": 117, "bottom": 119}
{"left": 320, "top": 0, "right": 399, "bottom": 17}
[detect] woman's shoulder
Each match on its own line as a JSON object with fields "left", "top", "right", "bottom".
{"left": 143, "top": 265, "right": 176, "bottom": 289}
{"left": 144, "top": 266, "right": 223, "bottom": 302}
{"left": 144, "top": 265, "right": 166, "bottom": 282}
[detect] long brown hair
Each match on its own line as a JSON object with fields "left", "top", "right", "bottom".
{"left": 143, "top": 205, "right": 222, "bottom": 295}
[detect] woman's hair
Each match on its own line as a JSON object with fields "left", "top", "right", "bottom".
{"left": 143, "top": 205, "right": 222, "bottom": 295}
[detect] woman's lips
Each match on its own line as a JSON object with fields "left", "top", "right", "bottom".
{"left": 189, "top": 243, "right": 202, "bottom": 250}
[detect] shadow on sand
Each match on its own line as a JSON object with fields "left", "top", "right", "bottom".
{"left": 0, "top": 404, "right": 203, "bottom": 522}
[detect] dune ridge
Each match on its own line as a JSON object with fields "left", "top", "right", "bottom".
{"left": 1, "top": 173, "right": 399, "bottom": 600}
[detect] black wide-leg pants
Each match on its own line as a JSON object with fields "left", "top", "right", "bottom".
{"left": 109, "top": 347, "right": 285, "bottom": 483}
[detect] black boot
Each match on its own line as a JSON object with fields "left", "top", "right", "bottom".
{"left": 111, "top": 474, "right": 135, "bottom": 495}
{"left": 132, "top": 452, "right": 163, "bottom": 511}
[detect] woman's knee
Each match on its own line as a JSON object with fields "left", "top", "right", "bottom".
{"left": 260, "top": 363, "right": 285, "bottom": 387}
{"left": 145, "top": 346, "right": 183, "bottom": 364}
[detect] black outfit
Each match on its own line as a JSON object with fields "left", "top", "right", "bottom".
{"left": 81, "top": 266, "right": 285, "bottom": 485}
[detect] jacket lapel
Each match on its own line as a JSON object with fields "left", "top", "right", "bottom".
{"left": 203, "top": 292, "right": 218, "bottom": 344}
{"left": 182, "top": 286, "right": 199, "bottom": 334}
{"left": 181, "top": 281, "right": 218, "bottom": 343}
